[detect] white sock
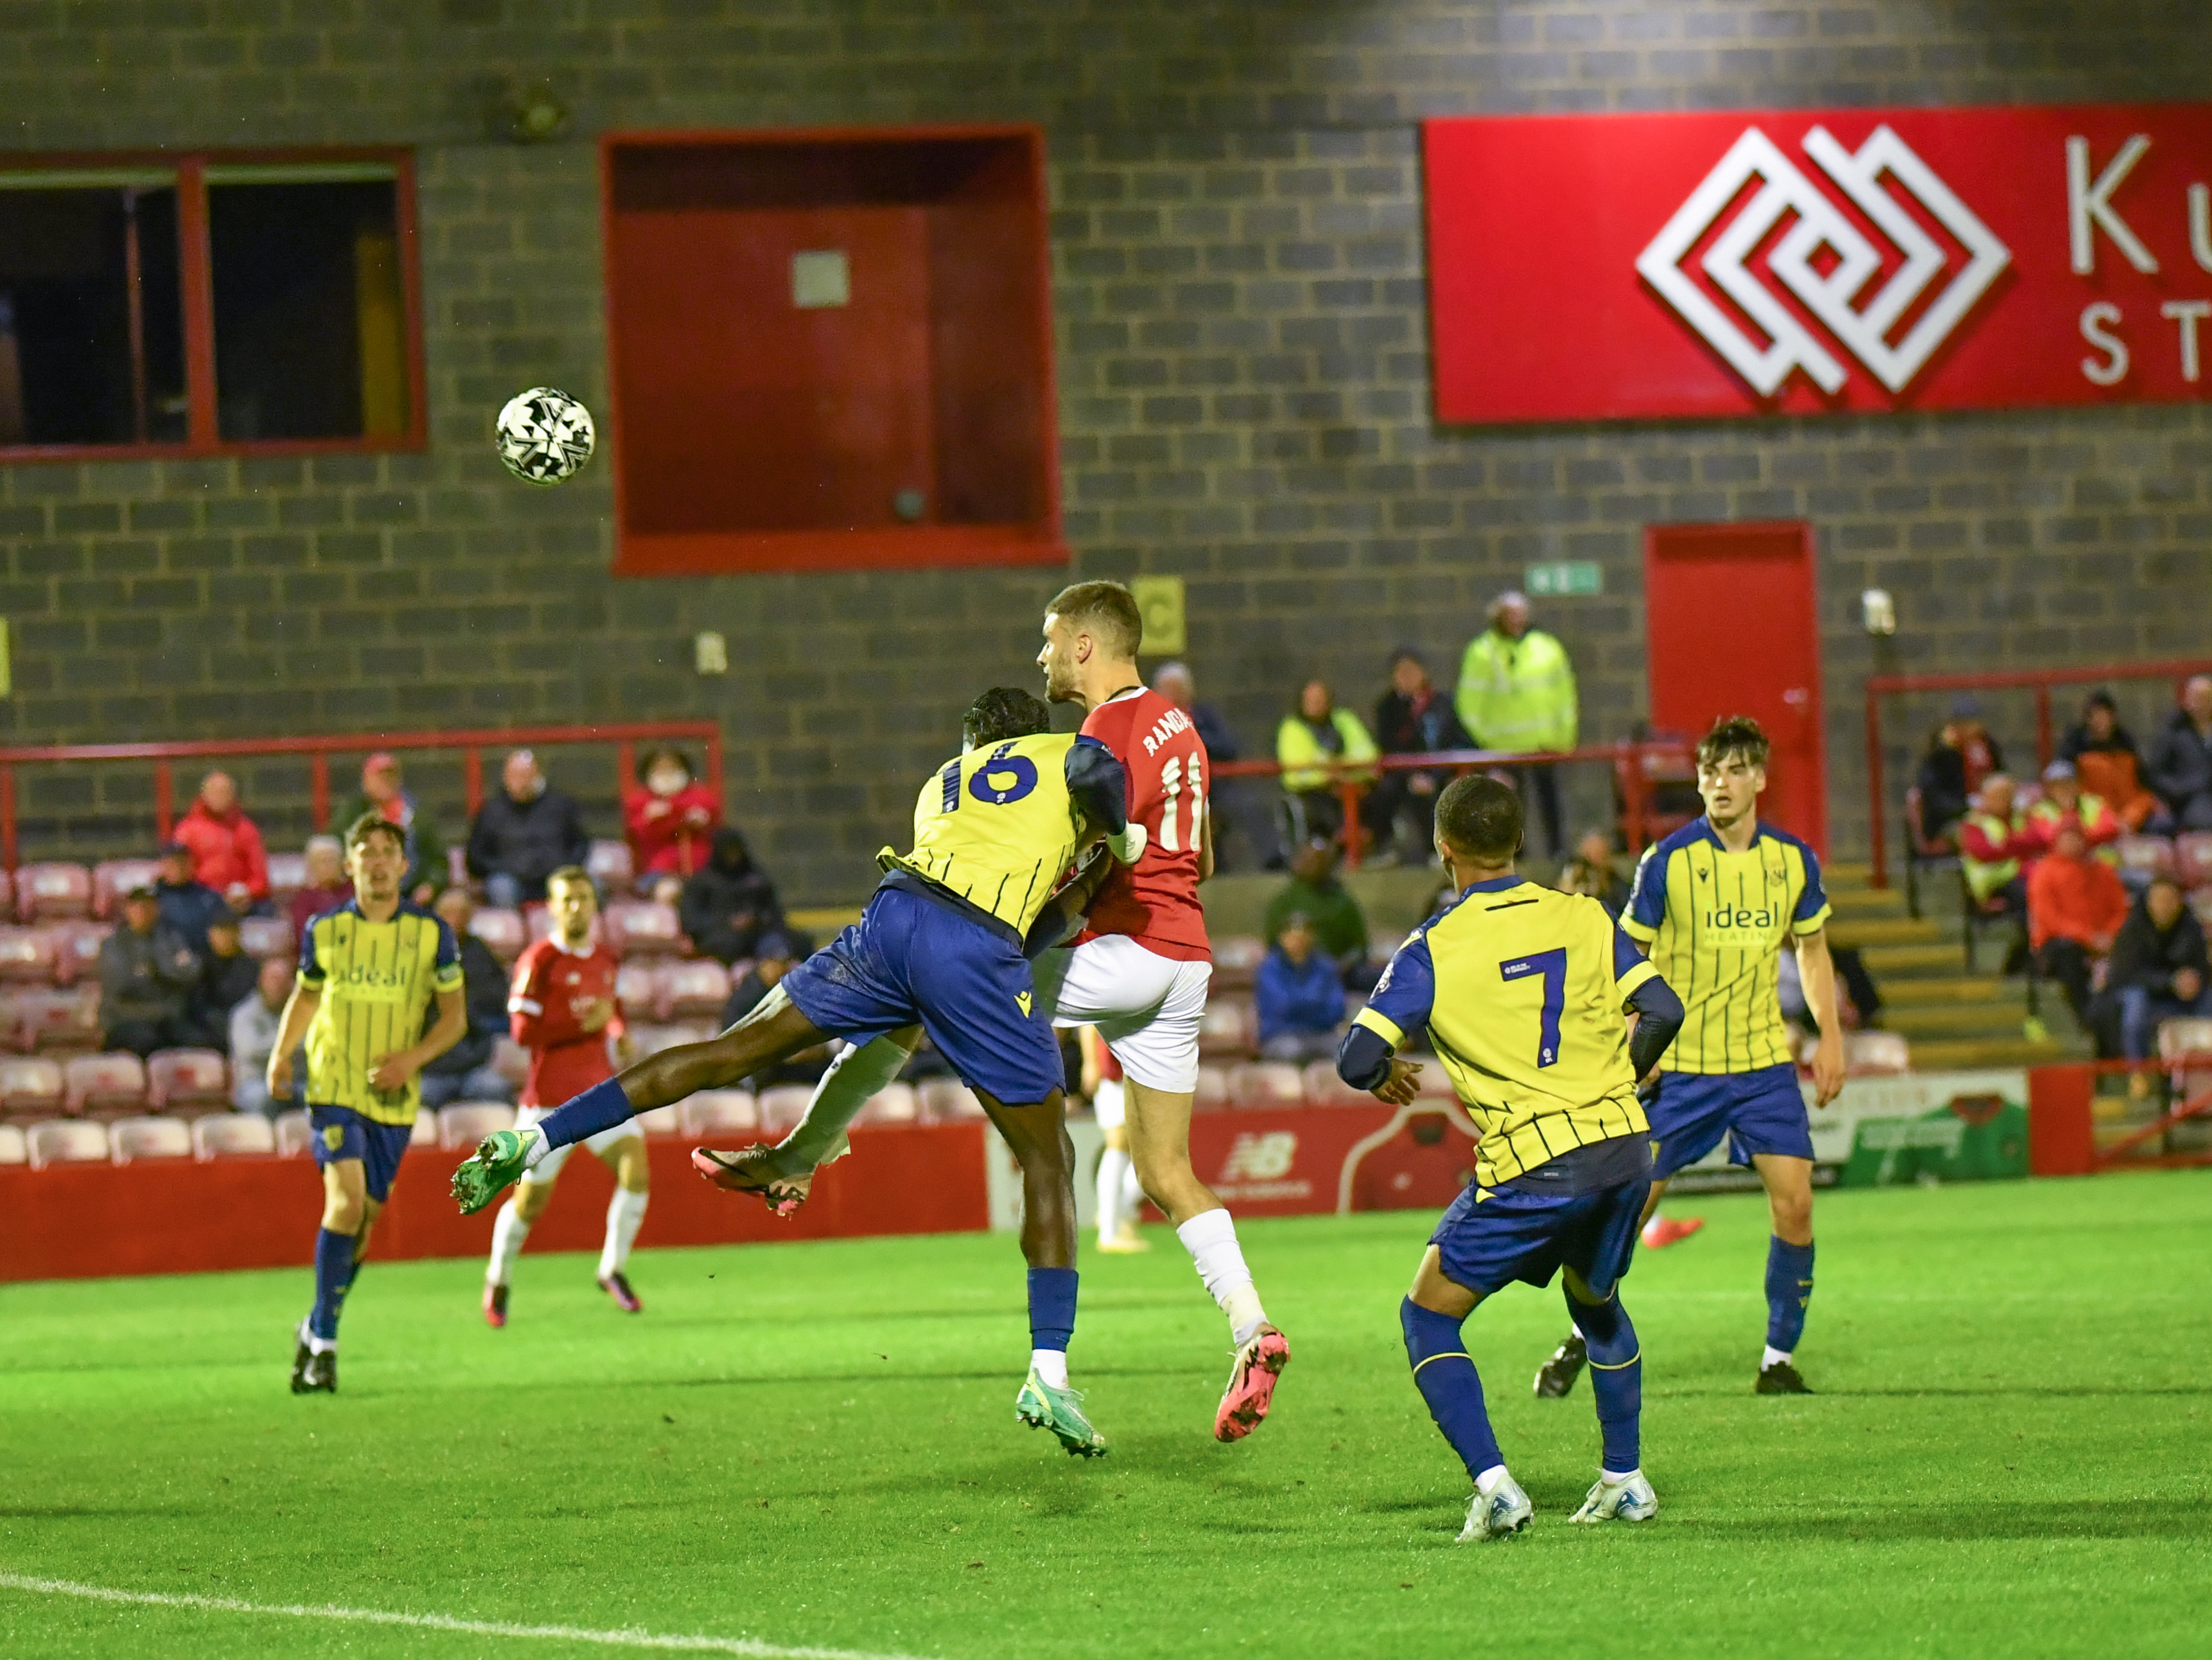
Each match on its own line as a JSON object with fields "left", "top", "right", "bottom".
{"left": 521, "top": 1126, "right": 551, "bottom": 1171}
{"left": 1121, "top": 1159, "right": 1143, "bottom": 1214}
{"left": 487, "top": 1199, "right": 531, "bottom": 1288}
{"left": 1474, "top": 1463, "right": 1510, "bottom": 1495}
{"left": 1030, "top": 1348, "right": 1068, "bottom": 1389}
{"left": 1175, "top": 1207, "right": 1267, "bottom": 1342}
{"left": 1762, "top": 1345, "right": 1793, "bottom": 1369}
{"left": 298, "top": 1318, "right": 335, "bottom": 1356}
{"left": 599, "top": 1186, "right": 648, "bottom": 1278}
{"left": 1096, "top": 1146, "right": 1132, "bottom": 1242}
{"left": 1601, "top": 1467, "right": 1640, "bottom": 1485}
{"left": 774, "top": 1037, "right": 911, "bottom": 1174}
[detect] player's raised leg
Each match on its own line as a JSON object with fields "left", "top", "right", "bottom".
{"left": 1752, "top": 1151, "right": 1816, "bottom": 1393}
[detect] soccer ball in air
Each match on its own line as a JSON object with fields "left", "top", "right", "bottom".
{"left": 495, "top": 386, "right": 595, "bottom": 485}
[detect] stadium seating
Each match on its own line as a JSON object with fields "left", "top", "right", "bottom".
{"left": 273, "top": 1109, "right": 313, "bottom": 1158}
{"left": 2174, "top": 832, "right": 2212, "bottom": 891}
{"left": 469, "top": 908, "right": 528, "bottom": 961}
{"left": 111, "top": 1116, "right": 194, "bottom": 1162}
{"left": 917, "top": 1078, "right": 985, "bottom": 1121}
{"left": 1197, "top": 998, "right": 1256, "bottom": 1057}
{"left": 1227, "top": 1062, "right": 1304, "bottom": 1110}
{"left": 755, "top": 1086, "right": 815, "bottom": 1135}
{"left": 91, "top": 858, "right": 163, "bottom": 919}
{"left": 2157, "top": 1017, "right": 2212, "bottom": 1102}
{"left": 1212, "top": 935, "right": 1265, "bottom": 992}
{"left": 1837, "top": 1031, "right": 1913, "bottom": 1075}
{"left": 630, "top": 1022, "right": 711, "bottom": 1056}
{"left": 63, "top": 1052, "right": 150, "bottom": 1121}
{"left": 604, "top": 900, "right": 681, "bottom": 958}
{"left": 147, "top": 1048, "right": 231, "bottom": 1117}
{"left": 2113, "top": 834, "right": 2175, "bottom": 884}
{"left": 493, "top": 1037, "right": 529, "bottom": 1090}
{"left": 12, "top": 986, "right": 101, "bottom": 1054}
{"left": 660, "top": 958, "right": 731, "bottom": 1020}
{"left": 193, "top": 1112, "right": 277, "bottom": 1159}
{"left": 49, "top": 920, "right": 111, "bottom": 985}
{"left": 615, "top": 960, "right": 662, "bottom": 1019}
{"left": 27, "top": 1118, "right": 108, "bottom": 1167}
{"left": 437, "top": 1102, "right": 515, "bottom": 1150}
{"left": 587, "top": 839, "right": 635, "bottom": 890}
{"left": 1300, "top": 1058, "right": 1371, "bottom": 1107}
{"left": 16, "top": 862, "right": 92, "bottom": 922}
{"left": 856, "top": 1082, "right": 919, "bottom": 1125}
{"left": 0, "top": 926, "right": 58, "bottom": 983}
{"left": 1192, "top": 1065, "right": 1230, "bottom": 1112}
{"left": 238, "top": 916, "right": 292, "bottom": 959}
{"left": 0, "top": 1056, "right": 64, "bottom": 1120}
{"left": 266, "top": 852, "right": 307, "bottom": 904}
{"left": 2192, "top": 888, "right": 2212, "bottom": 932}
{"left": 680, "top": 1090, "right": 758, "bottom": 1136}
{"left": 0, "top": 1122, "right": 24, "bottom": 1164}
{"left": 634, "top": 1103, "right": 685, "bottom": 1137}
{"left": 410, "top": 1112, "right": 440, "bottom": 1148}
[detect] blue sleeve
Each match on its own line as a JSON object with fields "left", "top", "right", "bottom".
{"left": 297, "top": 917, "right": 325, "bottom": 986}
{"left": 1612, "top": 925, "right": 1647, "bottom": 978}
{"left": 1355, "top": 932, "right": 1436, "bottom": 1047}
{"left": 1064, "top": 735, "right": 1128, "bottom": 834}
{"left": 1793, "top": 842, "right": 1831, "bottom": 924}
{"left": 1625, "top": 844, "right": 1667, "bottom": 937}
{"left": 1337, "top": 1024, "right": 1395, "bottom": 1091}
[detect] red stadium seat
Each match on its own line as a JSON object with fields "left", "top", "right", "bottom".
{"left": 1227, "top": 1062, "right": 1304, "bottom": 1110}
{"left": 10, "top": 987, "right": 101, "bottom": 1055}
{"left": 469, "top": 908, "right": 529, "bottom": 962}
{"left": 1839, "top": 1031, "right": 1912, "bottom": 1076}
{"left": 193, "top": 1113, "right": 277, "bottom": 1159}
{"left": 273, "top": 1109, "right": 313, "bottom": 1158}
{"left": 587, "top": 839, "right": 635, "bottom": 890}
{"left": 48, "top": 921, "right": 112, "bottom": 986}
{"left": 628, "top": 1022, "right": 710, "bottom": 1057}
{"left": 410, "top": 1112, "right": 440, "bottom": 1148}
{"left": 0, "top": 1122, "right": 24, "bottom": 1165}
{"left": 755, "top": 1086, "right": 815, "bottom": 1135}
{"left": 1301, "top": 1059, "right": 1369, "bottom": 1107}
{"left": 0, "top": 1056, "right": 64, "bottom": 1120}
{"left": 266, "top": 852, "right": 308, "bottom": 905}
{"left": 526, "top": 906, "right": 556, "bottom": 946}
{"left": 1197, "top": 998, "right": 1256, "bottom": 1058}
{"left": 660, "top": 959, "right": 731, "bottom": 1020}
{"left": 63, "top": 1052, "right": 150, "bottom": 1121}
{"left": 2112, "top": 834, "right": 2175, "bottom": 884}
{"left": 2158, "top": 1017, "right": 2212, "bottom": 1106}
{"left": 0, "top": 926, "right": 57, "bottom": 984}
{"left": 855, "top": 1082, "right": 919, "bottom": 1126}
{"left": 27, "top": 1118, "right": 108, "bottom": 1168}
{"left": 1192, "top": 1065, "right": 1231, "bottom": 1114}
{"left": 438, "top": 1102, "right": 515, "bottom": 1151}
{"left": 238, "top": 916, "right": 293, "bottom": 960}
{"left": 615, "top": 960, "right": 665, "bottom": 1020}
{"left": 147, "top": 1048, "right": 232, "bottom": 1118}
{"left": 111, "top": 1115, "right": 194, "bottom": 1162}
{"left": 918, "top": 1078, "right": 985, "bottom": 1121}
{"left": 16, "top": 862, "right": 93, "bottom": 923}
{"left": 604, "top": 901, "right": 681, "bottom": 958}
{"left": 2190, "top": 888, "right": 2212, "bottom": 932}
{"left": 1212, "top": 935, "right": 1266, "bottom": 992}
{"left": 679, "top": 1090, "right": 757, "bottom": 1137}
{"left": 92, "top": 858, "right": 166, "bottom": 920}
{"left": 2174, "top": 832, "right": 2212, "bottom": 891}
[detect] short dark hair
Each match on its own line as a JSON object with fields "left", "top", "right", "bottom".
{"left": 344, "top": 812, "right": 406, "bottom": 856}
{"left": 545, "top": 864, "right": 593, "bottom": 893}
{"left": 963, "top": 687, "right": 1053, "bottom": 748}
{"left": 1696, "top": 715, "right": 1771, "bottom": 770}
{"left": 1045, "top": 580, "right": 1144, "bottom": 660}
{"left": 1435, "top": 773, "right": 1523, "bottom": 863}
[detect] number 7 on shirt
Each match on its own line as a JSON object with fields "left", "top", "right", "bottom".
{"left": 1498, "top": 947, "right": 1566, "bottom": 1068}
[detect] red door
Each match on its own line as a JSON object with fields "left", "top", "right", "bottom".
{"left": 1643, "top": 521, "right": 1827, "bottom": 855}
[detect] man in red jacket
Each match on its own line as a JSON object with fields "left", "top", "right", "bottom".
{"left": 482, "top": 865, "right": 647, "bottom": 1325}
{"left": 173, "top": 771, "right": 270, "bottom": 915}
{"left": 2027, "top": 824, "right": 2130, "bottom": 1027}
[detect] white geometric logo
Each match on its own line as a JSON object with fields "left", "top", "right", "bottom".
{"left": 1637, "top": 125, "right": 2012, "bottom": 397}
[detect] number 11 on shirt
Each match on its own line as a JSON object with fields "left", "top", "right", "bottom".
{"left": 1499, "top": 947, "right": 1566, "bottom": 1068}
{"left": 1158, "top": 754, "right": 1204, "bottom": 853}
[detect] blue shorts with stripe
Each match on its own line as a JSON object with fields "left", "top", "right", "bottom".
{"left": 1646, "top": 1062, "right": 1814, "bottom": 1180}
{"left": 307, "top": 1104, "right": 415, "bottom": 1204}
{"left": 1429, "top": 1174, "right": 1648, "bottom": 1302}
{"left": 780, "top": 883, "right": 1064, "bottom": 1106}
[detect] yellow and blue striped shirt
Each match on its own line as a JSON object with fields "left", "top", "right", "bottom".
{"left": 297, "top": 898, "right": 464, "bottom": 1125}
{"left": 1622, "top": 818, "right": 1831, "bottom": 1075}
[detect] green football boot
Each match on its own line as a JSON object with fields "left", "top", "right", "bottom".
{"left": 1015, "top": 1368, "right": 1108, "bottom": 1458}
{"left": 451, "top": 1127, "right": 541, "bottom": 1215}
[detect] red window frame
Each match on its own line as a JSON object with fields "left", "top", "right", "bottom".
{"left": 0, "top": 146, "right": 427, "bottom": 463}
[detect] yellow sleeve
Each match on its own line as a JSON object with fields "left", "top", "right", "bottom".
{"left": 1791, "top": 900, "right": 1833, "bottom": 936}
{"left": 1621, "top": 915, "right": 1658, "bottom": 945}
{"left": 1353, "top": 1005, "right": 1404, "bottom": 1047}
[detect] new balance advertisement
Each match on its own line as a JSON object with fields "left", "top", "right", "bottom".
{"left": 1425, "top": 105, "right": 2212, "bottom": 423}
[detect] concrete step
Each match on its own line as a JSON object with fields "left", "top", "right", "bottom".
{"left": 1880, "top": 975, "right": 2022, "bottom": 1006}
{"left": 1906, "top": 1034, "right": 2078, "bottom": 1070}
{"left": 1828, "top": 886, "right": 1911, "bottom": 919}
{"left": 1827, "top": 915, "right": 1947, "bottom": 948}
{"left": 1858, "top": 940, "right": 1968, "bottom": 978}
{"left": 1882, "top": 1002, "right": 2039, "bottom": 1039}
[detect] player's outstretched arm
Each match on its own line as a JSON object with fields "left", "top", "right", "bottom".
{"left": 1625, "top": 973, "right": 1685, "bottom": 1081}
{"left": 1337, "top": 1024, "right": 1422, "bottom": 1105}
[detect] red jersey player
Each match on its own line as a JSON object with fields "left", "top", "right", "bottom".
{"left": 481, "top": 866, "right": 650, "bottom": 1325}
{"left": 1032, "top": 580, "right": 1288, "bottom": 1442}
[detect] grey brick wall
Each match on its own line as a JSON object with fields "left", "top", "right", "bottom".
{"left": 2, "top": 1, "right": 2209, "bottom": 897}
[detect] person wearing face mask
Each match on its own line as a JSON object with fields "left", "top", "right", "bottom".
{"left": 623, "top": 746, "right": 721, "bottom": 902}
{"left": 466, "top": 749, "right": 591, "bottom": 910}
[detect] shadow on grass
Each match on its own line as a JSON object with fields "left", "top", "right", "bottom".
{"left": 1688, "top": 1499, "right": 2211, "bottom": 1540}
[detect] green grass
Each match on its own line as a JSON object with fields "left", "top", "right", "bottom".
{"left": 2, "top": 1173, "right": 2208, "bottom": 1659}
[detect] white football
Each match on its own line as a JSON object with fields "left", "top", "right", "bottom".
{"left": 495, "top": 386, "right": 595, "bottom": 485}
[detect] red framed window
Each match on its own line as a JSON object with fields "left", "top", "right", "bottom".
{"left": 0, "top": 150, "right": 425, "bottom": 460}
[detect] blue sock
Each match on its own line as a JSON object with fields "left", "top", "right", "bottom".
{"left": 1401, "top": 1298, "right": 1503, "bottom": 1483}
{"left": 534, "top": 1077, "right": 636, "bottom": 1151}
{"left": 1567, "top": 1287, "right": 1641, "bottom": 1474}
{"left": 308, "top": 1227, "right": 355, "bottom": 1342}
{"left": 1765, "top": 1237, "right": 1815, "bottom": 1352}
{"left": 1027, "top": 1267, "right": 1078, "bottom": 1353}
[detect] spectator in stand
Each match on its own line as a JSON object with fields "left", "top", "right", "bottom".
{"left": 1264, "top": 838, "right": 1372, "bottom": 990}
{"left": 172, "top": 771, "right": 270, "bottom": 915}
{"left": 417, "top": 886, "right": 516, "bottom": 1109}
{"left": 2106, "top": 875, "right": 2212, "bottom": 1095}
{"left": 99, "top": 883, "right": 202, "bottom": 1056}
{"left": 183, "top": 914, "right": 260, "bottom": 1051}
{"left": 1912, "top": 698, "right": 2005, "bottom": 846}
{"left": 1276, "top": 677, "right": 1379, "bottom": 849}
{"left": 1368, "top": 647, "right": 1472, "bottom": 864}
{"left": 680, "top": 828, "right": 787, "bottom": 965}
{"left": 342, "top": 752, "right": 445, "bottom": 905}
{"left": 718, "top": 932, "right": 829, "bottom": 1087}
{"left": 2027, "top": 823, "right": 2129, "bottom": 1027}
{"left": 154, "top": 840, "right": 230, "bottom": 954}
{"left": 2024, "top": 760, "right": 2121, "bottom": 872}
{"left": 1254, "top": 913, "right": 1348, "bottom": 1063}
{"left": 1556, "top": 828, "right": 1631, "bottom": 918}
{"left": 2060, "top": 690, "right": 2166, "bottom": 832}
{"left": 1454, "top": 590, "right": 1577, "bottom": 858}
{"left": 1959, "top": 774, "right": 2036, "bottom": 924}
{"left": 623, "top": 745, "right": 720, "bottom": 904}
{"left": 231, "top": 956, "right": 302, "bottom": 1116}
{"left": 467, "top": 749, "right": 590, "bottom": 909}
{"left": 2145, "top": 674, "right": 2212, "bottom": 831}
{"left": 289, "top": 835, "right": 352, "bottom": 948}
{"left": 1152, "top": 660, "right": 1264, "bottom": 870}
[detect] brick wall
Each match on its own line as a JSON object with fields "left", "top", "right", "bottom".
{"left": 2, "top": 1, "right": 2208, "bottom": 897}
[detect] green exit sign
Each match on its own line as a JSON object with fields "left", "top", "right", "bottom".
{"left": 1524, "top": 560, "right": 1602, "bottom": 597}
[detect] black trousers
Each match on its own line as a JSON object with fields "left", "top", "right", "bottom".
{"left": 2036, "top": 938, "right": 2098, "bottom": 1025}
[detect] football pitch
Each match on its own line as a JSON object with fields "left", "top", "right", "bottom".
{"left": 2, "top": 1172, "right": 2206, "bottom": 1660}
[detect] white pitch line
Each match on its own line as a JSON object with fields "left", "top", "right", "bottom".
{"left": 0, "top": 1573, "right": 932, "bottom": 1660}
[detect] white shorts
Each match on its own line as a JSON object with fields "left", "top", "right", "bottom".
{"left": 1092, "top": 1078, "right": 1126, "bottom": 1131}
{"left": 1032, "top": 935, "right": 1210, "bottom": 1095}
{"left": 517, "top": 1102, "right": 640, "bottom": 1185}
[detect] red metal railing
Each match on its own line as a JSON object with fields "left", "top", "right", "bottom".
{"left": 0, "top": 722, "right": 723, "bottom": 870}
{"left": 1214, "top": 742, "right": 1675, "bottom": 869}
{"left": 2031, "top": 1057, "right": 2212, "bottom": 1175}
{"left": 1863, "top": 659, "right": 2212, "bottom": 889}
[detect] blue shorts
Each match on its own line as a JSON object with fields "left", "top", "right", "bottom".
{"left": 1430, "top": 1174, "right": 1648, "bottom": 1301}
{"left": 780, "top": 884, "right": 1064, "bottom": 1106}
{"left": 307, "top": 1104, "right": 415, "bottom": 1204}
{"left": 1646, "top": 1063, "right": 1814, "bottom": 1180}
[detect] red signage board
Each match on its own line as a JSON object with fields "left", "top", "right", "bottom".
{"left": 1425, "top": 105, "right": 2212, "bottom": 423}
